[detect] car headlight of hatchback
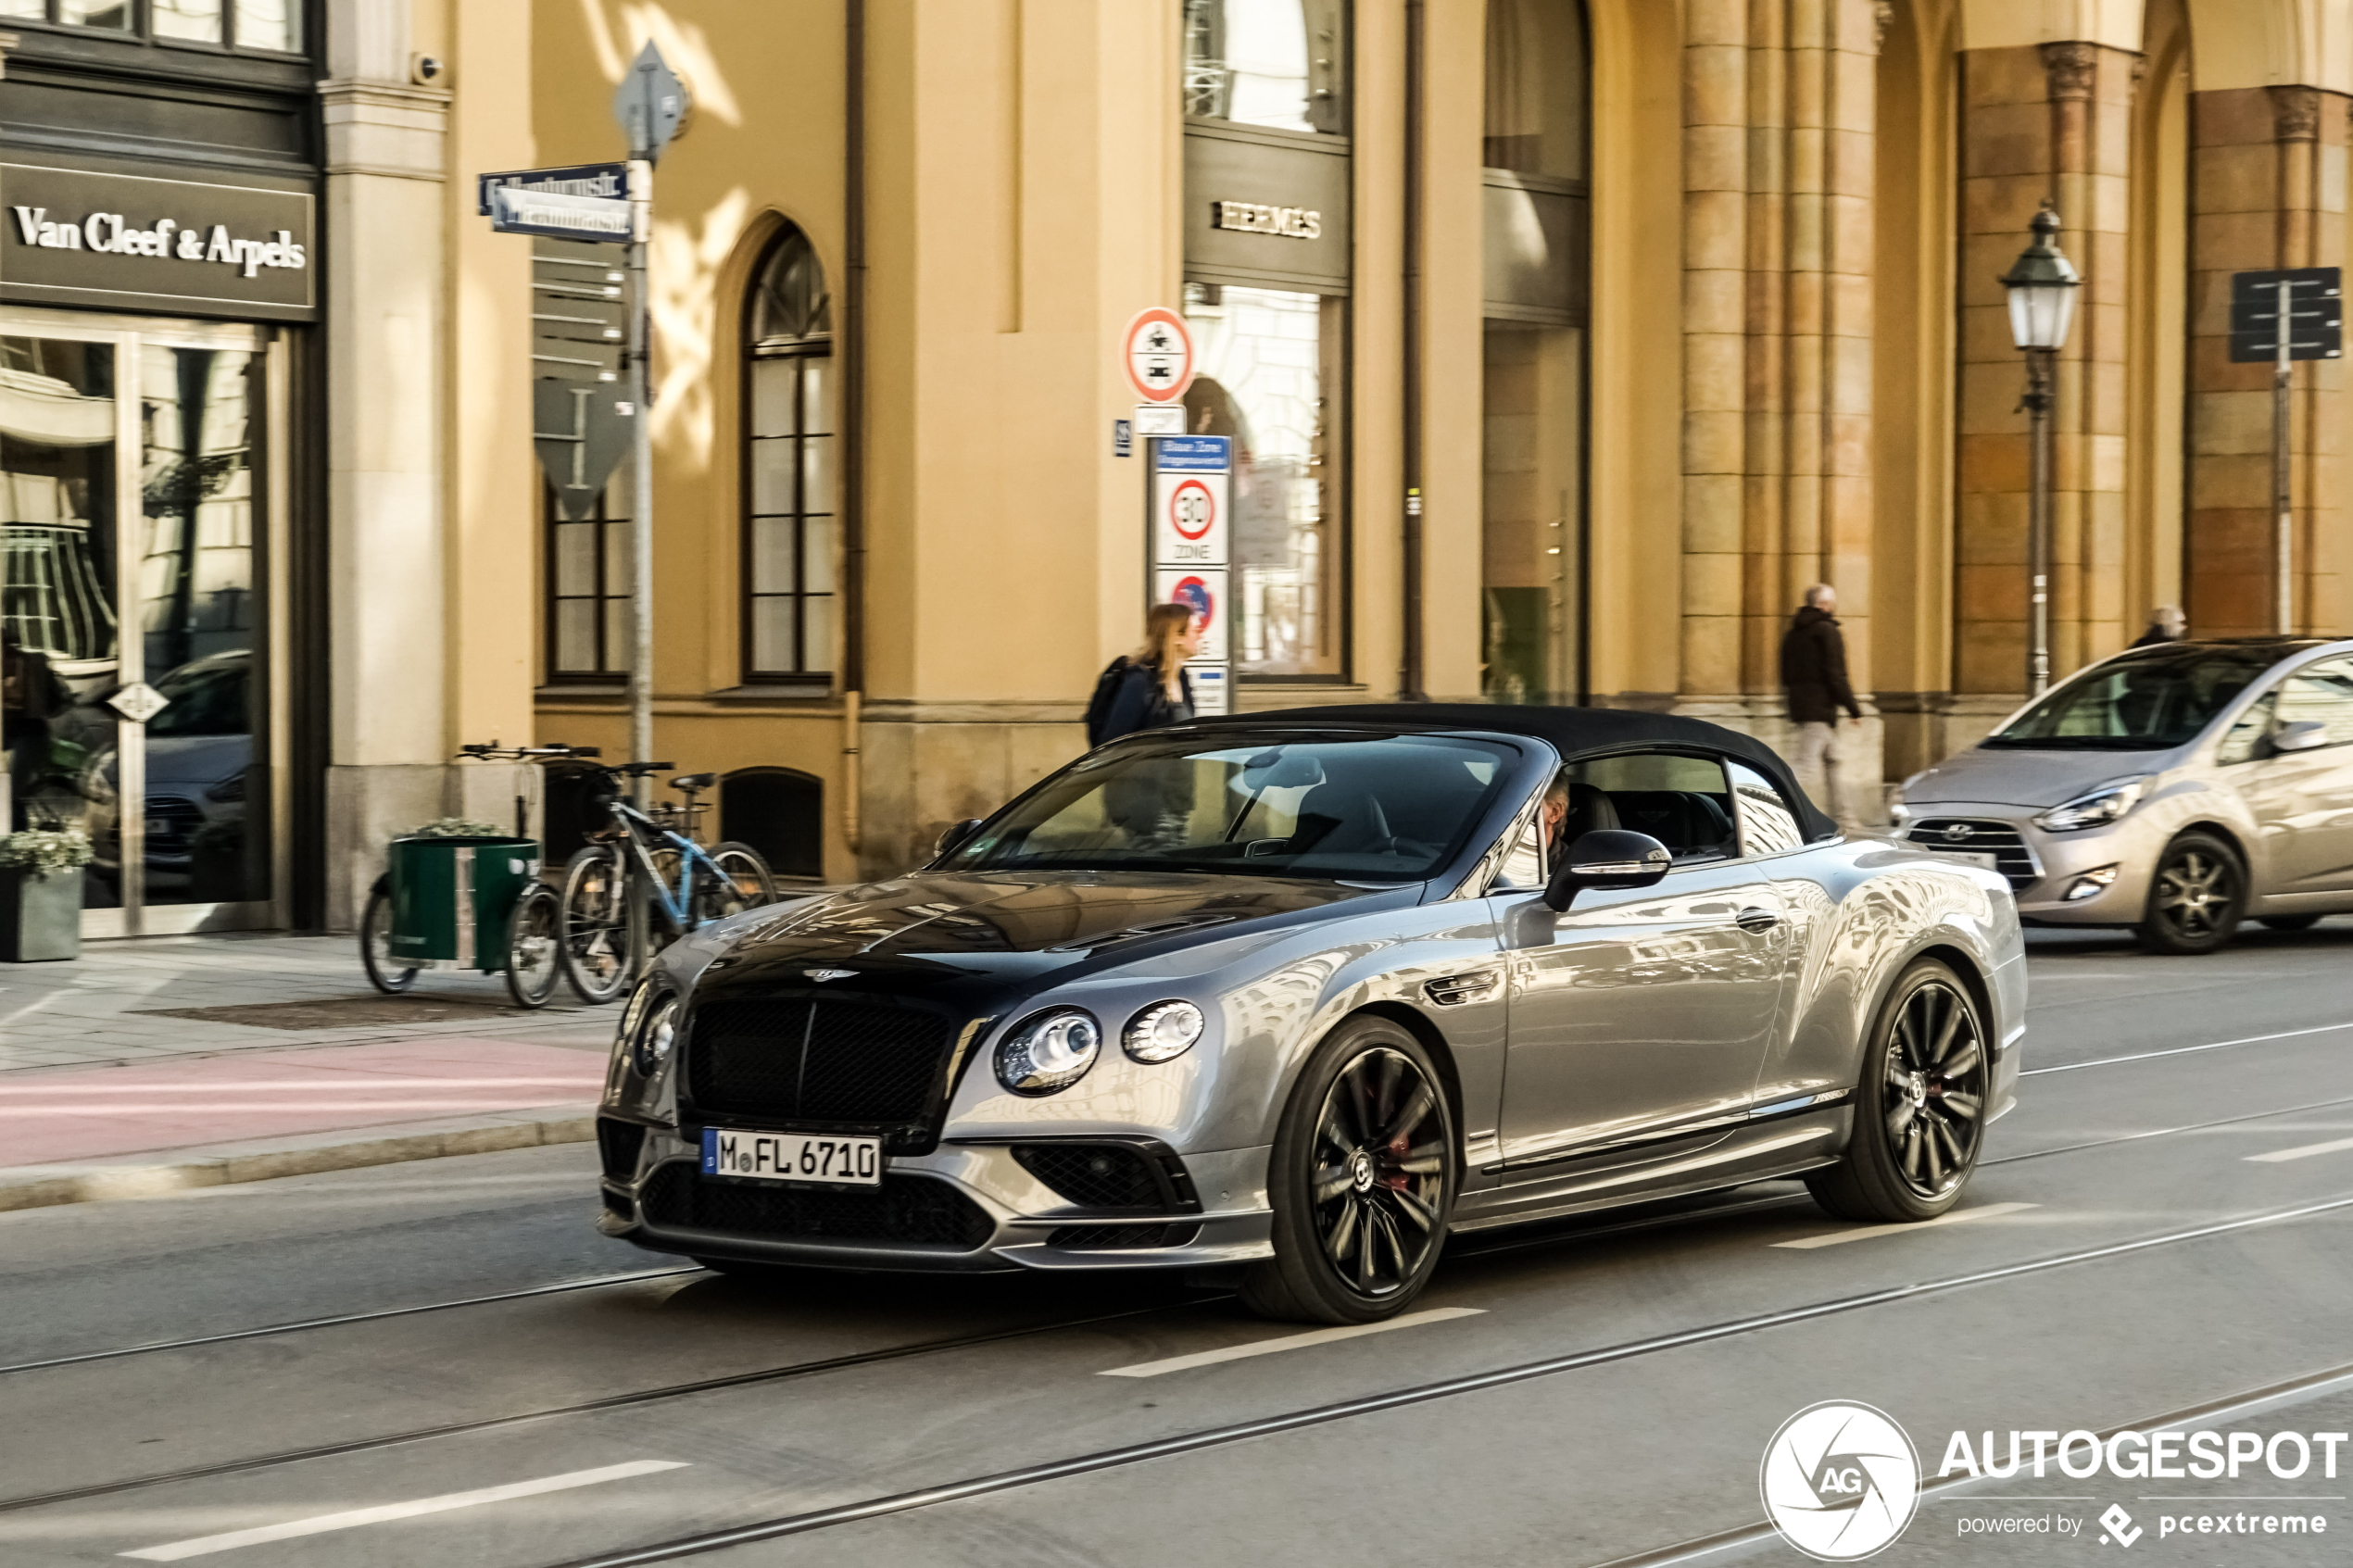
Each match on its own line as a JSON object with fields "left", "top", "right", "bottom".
{"left": 1123, "top": 999, "right": 1205, "bottom": 1063}
{"left": 995, "top": 1008, "right": 1101, "bottom": 1096}
{"left": 2032, "top": 776, "right": 2151, "bottom": 833}
{"left": 624, "top": 985, "right": 681, "bottom": 1076}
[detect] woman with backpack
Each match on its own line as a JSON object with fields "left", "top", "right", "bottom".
{"left": 1086, "top": 603, "right": 1204, "bottom": 746}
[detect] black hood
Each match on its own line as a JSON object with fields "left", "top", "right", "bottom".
{"left": 1793, "top": 605, "right": 1837, "bottom": 630}
{"left": 691, "top": 870, "right": 1406, "bottom": 1013}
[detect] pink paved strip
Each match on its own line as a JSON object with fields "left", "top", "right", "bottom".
{"left": 0, "top": 1038, "right": 609, "bottom": 1167}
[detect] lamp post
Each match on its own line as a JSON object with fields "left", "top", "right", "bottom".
{"left": 2000, "top": 203, "right": 2082, "bottom": 697}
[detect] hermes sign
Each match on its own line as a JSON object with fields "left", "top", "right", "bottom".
{"left": 0, "top": 163, "right": 318, "bottom": 322}
{"left": 1211, "top": 199, "right": 1322, "bottom": 240}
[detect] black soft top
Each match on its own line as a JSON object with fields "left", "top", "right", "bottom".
{"left": 1197, "top": 702, "right": 1838, "bottom": 842}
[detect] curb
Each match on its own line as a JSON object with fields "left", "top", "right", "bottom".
{"left": 0, "top": 1103, "right": 598, "bottom": 1213}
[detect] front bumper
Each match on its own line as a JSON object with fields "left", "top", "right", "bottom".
{"left": 1894, "top": 803, "right": 2159, "bottom": 924}
{"left": 596, "top": 1121, "right": 1275, "bottom": 1273}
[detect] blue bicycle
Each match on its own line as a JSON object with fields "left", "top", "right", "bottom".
{"left": 552, "top": 755, "right": 776, "bottom": 1004}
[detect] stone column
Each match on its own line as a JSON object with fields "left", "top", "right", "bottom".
{"left": 319, "top": 0, "right": 453, "bottom": 926}
{"left": 1951, "top": 40, "right": 2133, "bottom": 742}
{"left": 1679, "top": 0, "right": 1881, "bottom": 793}
{"left": 2184, "top": 85, "right": 2348, "bottom": 639}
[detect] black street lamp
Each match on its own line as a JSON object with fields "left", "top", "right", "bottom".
{"left": 2000, "top": 202, "right": 2081, "bottom": 697}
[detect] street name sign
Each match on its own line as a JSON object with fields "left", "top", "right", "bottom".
{"left": 480, "top": 163, "right": 632, "bottom": 242}
{"left": 2229, "top": 268, "right": 2343, "bottom": 361}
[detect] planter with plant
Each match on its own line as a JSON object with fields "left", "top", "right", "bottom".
{"left": 0, "top": 829, "right": 94, "bottom": 962}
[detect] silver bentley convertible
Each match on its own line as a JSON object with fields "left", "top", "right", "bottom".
{"left": 595, "top": 706, "right": 2026, "bottom": 1323}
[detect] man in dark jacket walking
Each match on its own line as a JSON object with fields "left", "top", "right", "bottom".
{"left": 1780, "top": 583, "right": 1862, "bottom": 832}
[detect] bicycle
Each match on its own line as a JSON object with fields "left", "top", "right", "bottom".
{"left": 554, "top": 759, "right": 778, "bottom": 1004}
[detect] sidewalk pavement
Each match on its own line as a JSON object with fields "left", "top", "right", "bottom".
{"left": 0, "top": 933, "right": 622, "bottom": 1210}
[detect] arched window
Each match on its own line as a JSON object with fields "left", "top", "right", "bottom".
{"left": 742, "top": 225, "right": 836, "bottom": 683}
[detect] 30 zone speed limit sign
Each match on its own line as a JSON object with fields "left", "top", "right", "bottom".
{"left": 1154, "top": 470, "right": 1227, "bottom": 566}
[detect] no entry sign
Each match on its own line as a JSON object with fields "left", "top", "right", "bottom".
{"left": 1123, "top": 307, "right": 1195, "bottom": 404}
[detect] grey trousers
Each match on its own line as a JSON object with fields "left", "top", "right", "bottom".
{"left": 1793, "top": 720, "right": 1855, "bottom": 832}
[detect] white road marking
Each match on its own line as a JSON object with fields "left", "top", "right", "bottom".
{"left": 1100, "top": 1307, "right": 1486, "bottom": 1378}
{"left": 2023, "top": 1021, "right": 2353, "bottom": 1076}
{"left": 1772, "top": 1202, "right": 2040, "bottom": 1249}
{"left": 2246, "top": 1135, "right": 2353, "bottom": 1164}
{"left": 118, "top": 1461, "right": 687, "bottom": 1561}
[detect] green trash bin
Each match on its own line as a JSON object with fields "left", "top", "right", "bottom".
{"left": 385, "top": 835, "right": 542, "bottom": 972}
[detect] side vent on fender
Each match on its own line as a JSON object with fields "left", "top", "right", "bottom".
{"left": 1423, "top": 971, "right": 1500, "bottom": 1007}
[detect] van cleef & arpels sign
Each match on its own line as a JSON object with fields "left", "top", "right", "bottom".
{"left": 1, "top": 162, "right": 317, "bottom": 322}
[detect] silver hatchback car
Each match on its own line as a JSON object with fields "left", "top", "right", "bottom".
{"left": 1892, "top": 638, "right": 2353, "bottom": 953}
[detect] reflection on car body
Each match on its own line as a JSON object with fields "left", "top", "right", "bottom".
{"left": 597, "top": 704, "right": 2026, "bottom": 1323}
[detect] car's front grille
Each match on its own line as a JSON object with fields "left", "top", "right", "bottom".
{"left": 1906, "top": 819, "right": 2039, "bottom": 892}
{"left": 1013, "top": 1144, "right": 1164, "bottom": 1210}
{"left": 596, "top": 1117, "right": 647, "bottom": 1181}
{"left": 1046, "top": 1223, "right": 1202, "bottom": 1250}
{"left": 686, "top": 998, "right": 954, "bottom": 1127}
{"left": 638, "top": 1162, "right": 993, "bottom": 1249}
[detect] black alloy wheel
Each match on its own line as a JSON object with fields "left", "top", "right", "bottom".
{"left": 1807, "top": 959, "right": 1989, "bottom": 1223}
{"left": 359, "top": 882, "right": 417, "bottom": 995}
{"left": 1242, "top": 1017, "right": 1456, "bottom": 1324}
{"left": 2136, "top": 831, "right": 2246, "bottom": 956}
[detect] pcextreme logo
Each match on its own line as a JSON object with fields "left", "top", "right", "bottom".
{"left": 1761, "top": 1401, "right": 1924, "bottom": 1561}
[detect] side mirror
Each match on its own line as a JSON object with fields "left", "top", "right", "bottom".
{"left": 1543, "top": 829, "right": 1672, "bottom": 912}
{"left": 2271, "top": 720, "right": 2331, "bottom": 755}
{"left": 935, "top": 817, "right": 986, "bottom": 858}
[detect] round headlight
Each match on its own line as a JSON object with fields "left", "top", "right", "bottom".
{"left": 630, "top": 992, "right": 681, "bottom": 1076}
{"left": 995, "top": 1009, "right": 1101, "bottom": 1096}
{"left": 1123, "top": 999, "right": 1204, "bottom": 1063}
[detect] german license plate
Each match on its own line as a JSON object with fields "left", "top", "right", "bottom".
{"left": 700, "top": 1127, "right": 883, "bottom": 1187}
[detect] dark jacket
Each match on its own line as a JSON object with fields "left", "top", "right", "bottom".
{"left": 2129, "top": 625, "right": 2178, "bottom": 648}
{"left": 1780, "top": 606, "right": 1860, "bottom": 723}
{"left": 1089, "top": 659, "right": 1195, "bottom": 746}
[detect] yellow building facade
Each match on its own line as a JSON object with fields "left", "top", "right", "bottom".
{"left": 401, "top": 0, "right": 2353, "bottom": 907}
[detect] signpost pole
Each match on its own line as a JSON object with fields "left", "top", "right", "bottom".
{"left": 2275, "top": 275, "right": 2294, "bottom": 635}
{"left": 626, "top": 155, "right": 654, "bottom": 801}
{"left": 624, "top": 154, "right": 653, "bottom": 979}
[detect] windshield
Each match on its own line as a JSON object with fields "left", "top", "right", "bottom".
{"left": 1985, "top": 647, "right": 2281, "bottom": 750}
{"left": 939, "top": 730, "right": 1521, "bottom": 880}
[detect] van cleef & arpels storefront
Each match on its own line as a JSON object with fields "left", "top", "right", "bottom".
{"left": 2, "top": 151, "right": 313, "bottom": 937}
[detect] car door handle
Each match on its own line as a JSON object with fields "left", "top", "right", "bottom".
{"left": 1736, "top": 907, "right": 1780, "bottom": 933}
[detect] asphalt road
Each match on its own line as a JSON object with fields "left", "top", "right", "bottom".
{"left": 4, "top": 921, "right": 2352, "bottom": 1568}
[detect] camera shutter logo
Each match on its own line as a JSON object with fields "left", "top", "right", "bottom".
{"left": 1760, "top": 1401, "right": 1921, "bottom": 1561}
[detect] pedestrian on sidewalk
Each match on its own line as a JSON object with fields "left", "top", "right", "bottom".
{"left": 1780, "top": 583, "right": 1862, "bottom": 833}
{"left": 1086, "top": 603, "right": 1204, "bottom": 746}
{"left": 2130, "top": 604, "right": 2187, "bottom": 647}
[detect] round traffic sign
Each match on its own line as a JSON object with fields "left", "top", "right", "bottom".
{"left": 1169, "top": 478, "right": 1215, "bottom": 541}
{"left": 1170, "top": 574, "right": 1216, "bottom": 633}
{"left": 1124, "top": 307, "right": 1195, "bottom": 404}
